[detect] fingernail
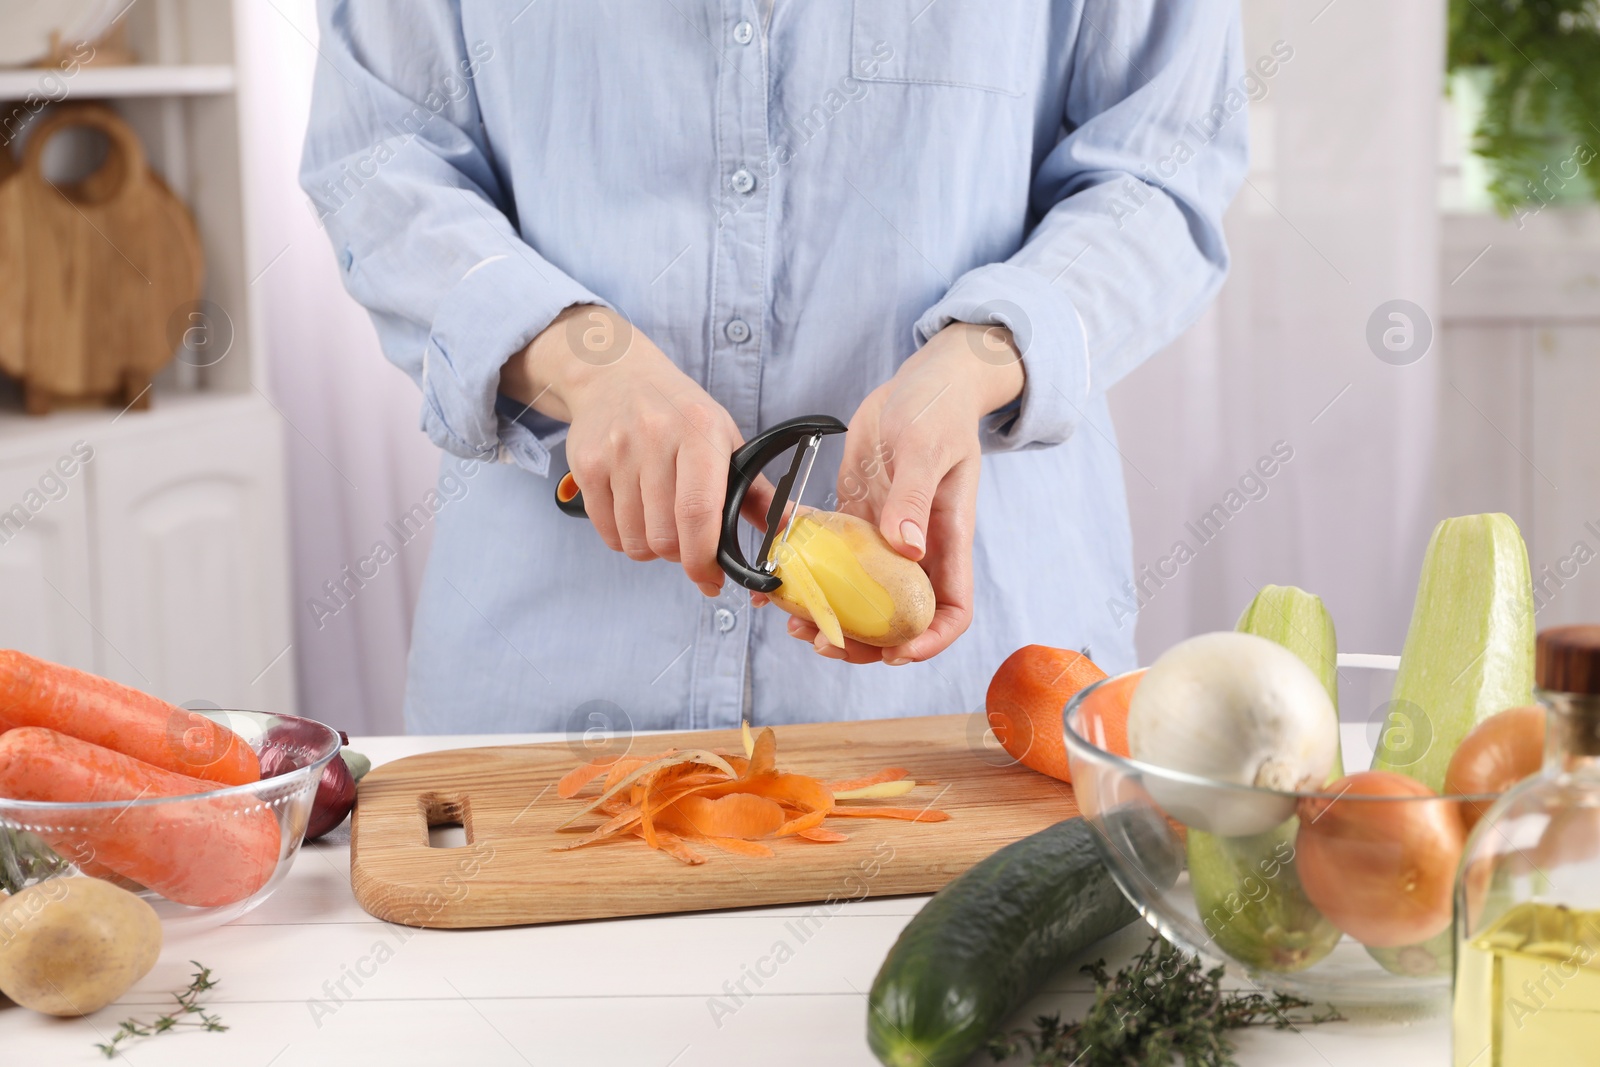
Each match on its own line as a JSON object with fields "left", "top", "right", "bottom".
{"left": 885, "top": 657, "right": 912, "bottom": 667}
{"left": 788, "top": 617, "right": 803, "bottom": 634}
{"left": 816, "top": 645, "right": 847, "bottom": 660}
{"left": 697, "top": 581, "right": 720, "bottom": 597}
{"left": 899, "top": 520, "right": 925, "bottom": 553}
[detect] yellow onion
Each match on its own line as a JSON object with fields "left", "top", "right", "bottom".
{"left": 1295, "top": 771, "right": 1464, "bottom": 948}
{"left": 1445, "top": 705, "right": 1545, "bottom": 830}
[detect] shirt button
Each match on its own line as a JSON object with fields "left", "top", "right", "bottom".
{"left": 732, "top": 20, "right": 755, "bottom": 45}
{"left": 725, "top": 318, "right": 751, "bottom": 343}
{"left": 730, "top": 168, "right": 756, "bottom": 195}
{"left": 714, "top": 608, "right": 737, "bottom": 633}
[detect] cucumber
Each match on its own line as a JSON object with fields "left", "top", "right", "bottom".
{"left": 1372, "top": 513, "right": 1534, "bottom": 792}
{"left": 867, "top": 818, "right": 1140, "bottom": 1067}
{"left": 1186, "top": 585, "right": 1343, "bottom": 973}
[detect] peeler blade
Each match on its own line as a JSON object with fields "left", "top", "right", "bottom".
{"left": 755, "top": 433, "right": 821, "bottom": 573}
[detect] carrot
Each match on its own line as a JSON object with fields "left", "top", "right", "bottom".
{"left": 698, "top": 772, "right": 835, "bottom": 814}
{"left": 628, "top": 825, "right": 705, "bottom": 865}
{"left": 985, "top": 645, "right": 1108, "bottom": 783}
{"left": 1082, "top": 668, "right": 1141, "bottom": 756}
{"left": 656, "top": 793, "right": 787, "bottom": 840}
{"left": 0, "top": 727, "right": 281, "bottom": 907}
{"left": 556, "top": 750, "right": 736, "bottom": 829}
{"left": 744, "top": 727, "right": 777, "bottom": 777}
{"left": 638, "top": 768, "right": 670, "bottom": 850}
{"left": 834, "top": 780, "right": 916, "bottom": 800}
{"left": 0, "top": 650, "right": 259, "bottom": 786}
{"left": 552, "top": 807, "right": 642, "bottom": 851}
{"left": 601, "top": 750, "right": 680, "bottom": 792}
{"left": 827, "top": 807, "right": 951, "bottom": 822}
{"left": 557, "top": 757, "right": 621, "bottom": 799}
{"left": 825, "top": 768, "right": 909, "bottom": 793}
{"left": 704, "top": 837, "right": 775, "bottom": 858}
{"left": 552, "top": 727, "right": 949, "bottom": 863}
{"left": 797, "top": 827, "right": 850, "bottom": 843}
{"left": 775, "top": 809, "right": 830, "bottom": 837}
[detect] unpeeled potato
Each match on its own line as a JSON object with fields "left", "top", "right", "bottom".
{"left": 768, "top": 509, "right": 935, "bottom": 648}
{"left": 0, "top": 877, "right": 162, "bottom": 1016}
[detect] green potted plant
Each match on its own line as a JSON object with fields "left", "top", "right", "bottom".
{"left": 1448, "top": 0, "right": 1600, "bottom": 216}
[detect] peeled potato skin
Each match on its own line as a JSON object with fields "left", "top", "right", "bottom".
{"left": 0, "top": 877, "right": 162, "bottom": 1016}
{"left": 768, "top": 510, "right": 935, "bottom": 647}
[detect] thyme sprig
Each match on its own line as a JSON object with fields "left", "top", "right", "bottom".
{"left": 0, "top": 830, "right": 73, "bottom": 895}
{"left": 988, "top": 935, "right": 1343, "bottom": 1067}
{"left": 94, "top": 962, "right": 228, "bottom": 1059}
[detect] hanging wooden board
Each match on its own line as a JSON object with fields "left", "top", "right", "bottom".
{"left": 0, "top": 102, "right": 203, "bottom": 413}
{"left": 351, "top": 714, "right": 1080, "bottom": 929}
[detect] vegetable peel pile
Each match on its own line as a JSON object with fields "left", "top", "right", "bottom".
{"left": 553, "top": 722, "right": 949, "bottom": 864}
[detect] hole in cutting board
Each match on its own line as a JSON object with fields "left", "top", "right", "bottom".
{"left": 419, "top": 792, "right": 473, "bottom": 849}
{"left": 429, "top": 823, "right": 468, "bottom": 849}
{"left": 39, "top": 126, "right": 110, "bottom": 184}
{"left": 36, "top": 125, "right": 130, "bottom": 204}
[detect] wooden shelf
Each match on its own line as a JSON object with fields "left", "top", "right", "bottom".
{"left": 0, "top": 64, "right": 235, "bottom": 101}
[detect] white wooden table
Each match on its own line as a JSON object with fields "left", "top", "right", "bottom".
{"left": 0, "top": 734, "right": 1451, "bottom": 1066}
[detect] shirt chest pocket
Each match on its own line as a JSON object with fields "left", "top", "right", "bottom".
{"left": 850, "top": 0, "right": 1026, "bottom": 97}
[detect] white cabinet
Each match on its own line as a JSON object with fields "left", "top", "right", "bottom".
{"left": 0, "top": 452, "right": 96, "bottom": 669}
{"left": 0, "top": 393, "right": 297, "bottom": 713}
{"left": 91, "top": 395, "right": 295, "bottom": 711}
{"left": 0, "top": 2, "right": 297, "bottom": 712}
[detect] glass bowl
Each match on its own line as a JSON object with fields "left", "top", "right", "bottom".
{"left": 0, "top": 710, "right": 340, "bottom": 935}
{"left": 1063, "top": 654, "right": 1489, "bottom": 1013}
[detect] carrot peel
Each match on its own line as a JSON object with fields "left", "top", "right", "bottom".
{"left": 833, "top": 780, "right": 917, "bottom": 800}
{"left": 550, "top": 728, "right": 948, "bottom": 864}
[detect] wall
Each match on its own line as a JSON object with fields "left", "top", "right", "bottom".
{"left": 1113, "top": 206, "right": 1600, "bottom": 662}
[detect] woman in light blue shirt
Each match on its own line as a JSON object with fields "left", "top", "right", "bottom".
{"left": 301, "top": 1, "right": 1247, "bottom": 734}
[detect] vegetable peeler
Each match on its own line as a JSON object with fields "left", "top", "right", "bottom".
{"left": 553, "top": 414, "right": 847, "bottom": 593}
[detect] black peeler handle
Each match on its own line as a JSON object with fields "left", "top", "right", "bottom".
{"left": 553, "top": 414, "right": 846, "bottom": 592}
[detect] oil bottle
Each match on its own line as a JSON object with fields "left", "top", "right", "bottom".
{"left": 1454, "top": 625, "right": 1600, "bottom": 1066}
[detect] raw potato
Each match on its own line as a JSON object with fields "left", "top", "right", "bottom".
{"left": 768, "top": 509, "right": 935, "bottom": 648}
{"left": 0, "top": 877, "right": 162, "bottom": 1016}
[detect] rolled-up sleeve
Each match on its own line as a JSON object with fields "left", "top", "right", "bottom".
{"left": 300, "top": 0, "right": 602, "bottom": 476}
{"left": 916, "top": 0, "right": 1248, "bottom": 453}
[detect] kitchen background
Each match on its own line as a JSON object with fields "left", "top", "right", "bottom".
{"left": 0, "top": 0, "right": 1594, "bottom": 737}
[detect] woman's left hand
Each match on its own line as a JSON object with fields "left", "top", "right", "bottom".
{"left": 782, "top": 321, "right": 1025, "bottom": 665}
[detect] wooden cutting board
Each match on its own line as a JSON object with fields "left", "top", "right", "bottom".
{"left": 351, "top": 714, "right": 1078, "bottom": 929}
{"left": 0, "top": 102, "right": 203, "bottom": 413}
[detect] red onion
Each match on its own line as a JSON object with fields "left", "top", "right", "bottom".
{"left": 303, "top": 753, "right": 357, "bottom": 841}
{"left": 259, "top": 724, "right": 359, "bottom": 841}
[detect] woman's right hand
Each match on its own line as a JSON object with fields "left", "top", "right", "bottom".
{"left": 501, "top": 305, "right": 773, "bottom": 597}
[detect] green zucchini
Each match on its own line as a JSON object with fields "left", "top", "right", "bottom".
{"left": 866, "top": 818, "right": 1140, "bottom": 1067}
{"left": 1234, "top": 584, "right": 1343, "bottom": 778}
{"left": 1366, "top": 513, "right": 1533, "bottom": 977}
{"left": 1183, "top": 584, "right": 1343, "bottom": 973}
{"left": 1372, "top": 512, "right": 1534, "bottom": 792}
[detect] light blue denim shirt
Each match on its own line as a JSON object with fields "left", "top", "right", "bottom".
{"left": 301, "top": 0, "right": 1247, "bottom": 735}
